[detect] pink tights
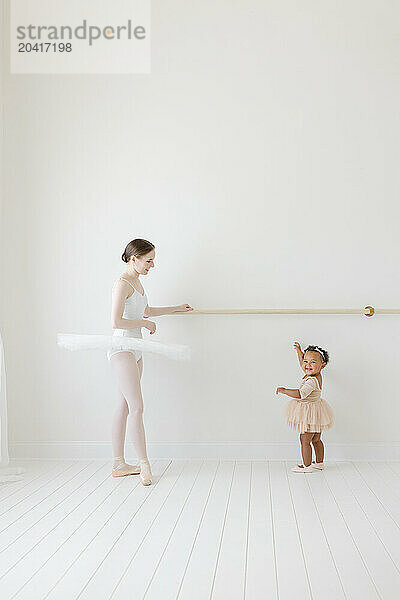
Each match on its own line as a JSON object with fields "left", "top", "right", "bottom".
{"left": 110, "top": 352, "right": 148, "bottom": 462}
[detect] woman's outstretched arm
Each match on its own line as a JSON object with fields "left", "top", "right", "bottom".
{"left": 144, "top": 303, "right": 193, "bottom": 317}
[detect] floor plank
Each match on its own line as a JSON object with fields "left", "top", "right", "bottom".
{"left": 44, "top": 460, "right": 182, "bottom": 600}
{"left": 12, "top": 461, "right": 170, "bottom": 600}
{"left": 0, "top": 462, "right": 70, "bottom": 501}
{"left": 0, "top": 461, "right": 131, "bottom": 597}
{"left": 143, "top": 460, "right": 219, "bottom": 600}
{"left": 110, "top": 461, "right": 204, "bottom": 599}
{"left": 176, "top": 461, "right": 235, "bottom": 600}
{"left": 337, "top": 462, "right": 400, "bottom": 566}
{"left": 211, "top": 461, "right": 251, "bottom": 600}
{"left": 0, "top": 462, "right": 102, "bottom": 551}
{"left": 269, "top": 461, "right": 311, "bottom": 600}
{"left": 286, "top": 462, "right": 346, "bottom": 599}
{"left": 307, "top": 465, "right": 380, "bottom": 600}
{"left": 324, "top": 463, "right": 400, "bottom": 599}
{"left": 0, "top": 460, "right": 399, "bottom": 600}
{"left": 244, "top": 462, "right": 278, "bottom": 600}
{"left": 354, "top": 462, "right": 400, "bottom": 524}
{"left": 0, "top": 462, "right": 78, "bottom": 513}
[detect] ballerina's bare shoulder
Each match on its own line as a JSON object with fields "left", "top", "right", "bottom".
{"left": 112, "top": 277, "right": 145, "bottom": 299}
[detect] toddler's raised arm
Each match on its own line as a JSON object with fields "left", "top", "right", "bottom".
{"left": 294, "top": 341, "right": 304, "bottom": 367}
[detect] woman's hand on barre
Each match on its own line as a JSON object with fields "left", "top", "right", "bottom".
{"left": 174, "top": 304, "right": 194, "bottom": 313}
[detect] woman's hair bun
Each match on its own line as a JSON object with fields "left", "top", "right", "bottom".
{"left": 121, "top": 239, "right": 155, "bottom": 263}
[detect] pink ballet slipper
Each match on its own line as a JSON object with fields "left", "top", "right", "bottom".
{"left": 139, "top": 459, "right": 153, "bottom": 485}
{"left": 111, "top": 459, "right": 140, "bottom": 477}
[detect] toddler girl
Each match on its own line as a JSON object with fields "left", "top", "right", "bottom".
{"left": 276, "top": 342, "right": 334, "bottom": 472}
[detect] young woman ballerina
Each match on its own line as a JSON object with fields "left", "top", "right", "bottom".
{"left": 108, "top": 239, "right": 193, "bottom": 485}
{"left": 276, "top": 342, "right": 334, "bottom": 473}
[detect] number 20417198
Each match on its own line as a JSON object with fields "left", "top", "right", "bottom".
{"left": 18, "top": 43, "right": 72, "bottom": 52}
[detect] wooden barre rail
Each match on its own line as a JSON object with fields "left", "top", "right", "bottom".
{"left": 171, "top": 306, "right": 400, "bottom": 317}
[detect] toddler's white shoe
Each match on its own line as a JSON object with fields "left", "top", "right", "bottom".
{"left": 291, "top": 464, "right": 316, "bottom": 473}
{"left": 312, "top": 461, "right": 324, "bottom": 470}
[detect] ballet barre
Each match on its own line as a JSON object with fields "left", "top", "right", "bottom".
{"left": 172, "top": 306, "right": 400, "bottom": 317}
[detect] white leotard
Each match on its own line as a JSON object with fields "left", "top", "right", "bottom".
{"left": 107, "top": 277, "right": 148, "bottom": 362}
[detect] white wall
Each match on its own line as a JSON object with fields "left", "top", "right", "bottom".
{"left": 3, "top": 1, "right": 400, "bottom": 459}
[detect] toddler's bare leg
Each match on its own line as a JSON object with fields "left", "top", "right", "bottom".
{"left": 300, "top": 433, "right": 314, "bottom": 467}
{"left": 311, "top": 433, "right": 324, "bottom": 463}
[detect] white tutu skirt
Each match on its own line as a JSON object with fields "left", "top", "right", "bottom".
{"left": 57, "top": 333, "right": 190, "bottom": 361}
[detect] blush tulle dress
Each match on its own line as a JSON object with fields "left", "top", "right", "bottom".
{"left": 285, "top": 375, "right": 334, "bottom": 433}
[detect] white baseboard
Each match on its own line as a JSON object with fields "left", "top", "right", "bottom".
{"left": 9, "top": 441, "right": 400, "bottom": 461}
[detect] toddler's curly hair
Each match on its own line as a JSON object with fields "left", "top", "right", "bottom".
{"left": 304, "top": 345, "right": 329, "bottom": 364}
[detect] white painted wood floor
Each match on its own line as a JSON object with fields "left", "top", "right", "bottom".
{"left": 1, "top": 460, "right": 400, "bottom": 600}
